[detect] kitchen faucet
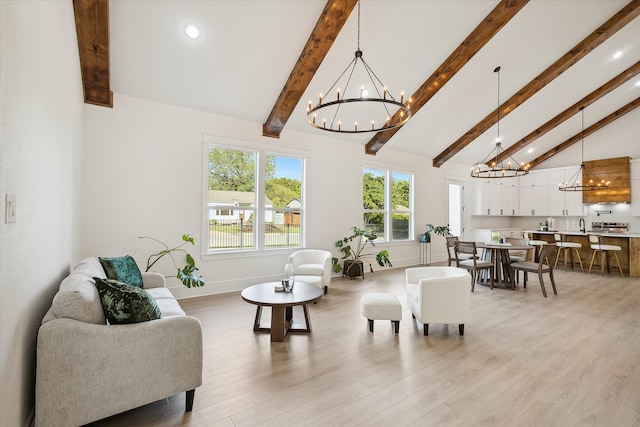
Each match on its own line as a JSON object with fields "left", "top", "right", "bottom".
{"left": 579, "top": 218, "right": 586, "bottom": 233}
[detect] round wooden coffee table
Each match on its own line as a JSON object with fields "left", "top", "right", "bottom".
{"left": 241, "top": 282, "right": 323, "bottom": 342}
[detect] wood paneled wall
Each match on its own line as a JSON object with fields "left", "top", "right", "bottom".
{"left": 582, "top": 156, "right": 630, "bottom": 203}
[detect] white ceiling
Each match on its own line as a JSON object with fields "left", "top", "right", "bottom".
{"left": 109, "top": 0, "right": 640, "bottom": 168}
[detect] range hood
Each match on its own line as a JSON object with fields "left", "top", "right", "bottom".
{"left": 582, "top": 156, "right": 630, "bottom": 204}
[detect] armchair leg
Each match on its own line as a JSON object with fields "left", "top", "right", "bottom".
{"left": 186, "top": 389, "right": 196, "bottom": 412}
{"left": 458, "top": 324, "right": 464, "bottom": 336}
{"left": 423, "top": 324, "right": 429, "bottom": 336}
{"left": 392, "top": 320, "right": 400, "bottom": 334}
{"left": 323, "top": 285, "right": 328, "bottom": 294}
{"left": 368, "top": 319, "right": 374, "bottom": 332}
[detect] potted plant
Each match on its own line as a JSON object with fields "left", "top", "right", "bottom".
{"left": 420, "top": 224, "right": 451, "bottom": 242}
{"left": 332, "top": 226, "right": 392, "bottom": 279}
{"left": 138, "top": 234, "right": 205, "bottom": 288}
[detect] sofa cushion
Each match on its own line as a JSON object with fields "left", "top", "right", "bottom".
{"left": 47, "top": 273, "right": 107, "bottom": 324}
{"left": 99, "top": 255, "right": 143, "bottom": 288}
{"left": 94, "top": 278, "right": 161, "bottom": 324}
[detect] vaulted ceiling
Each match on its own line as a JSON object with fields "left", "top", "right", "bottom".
{"left": 75, "top": 0, "right": 640, "bottom": 170}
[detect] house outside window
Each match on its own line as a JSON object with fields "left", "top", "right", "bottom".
{"left": 206, "top": 145, "right": 303, "bottom": 252}
{"left": 362, "top": 167, "right": 413, "bottom": 241}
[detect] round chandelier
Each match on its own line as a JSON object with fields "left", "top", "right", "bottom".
{"left": 471, "top": 66, "right": 529, "bottom": 178}
{"left": 306, "top": 1, "right": 411, "bottom": 134}
{"left": 558, "top": 107, "right": 609, "bottom": 191}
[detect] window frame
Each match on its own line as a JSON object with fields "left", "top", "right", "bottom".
{"left": 362, "top": 165, "right": 414, "bottom": 242}
{"left": 203, "top": 137, "right": 306, "bottom": 256}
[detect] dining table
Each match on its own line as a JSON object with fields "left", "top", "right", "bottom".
{"left": 475, "top": 242, "right": 535, "bottom": 289}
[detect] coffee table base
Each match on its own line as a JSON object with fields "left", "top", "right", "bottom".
{"left": 253, "top": 305, "right": 312, "bottom": 342}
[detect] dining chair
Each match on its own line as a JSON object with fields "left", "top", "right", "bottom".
{"left": 510, "top": 244, "right": 558, "bottom": 297}
{"left": 505, "top": 237, "right": 532, "bottom": 285}
{"left": 587, "top": 234, "right": 624, "bottom": 276}
{"left": 446, "top": 236, "right": 475, "bottom": 266}
{"left": 454, "top": 241, "right": 494, "bottom": 291}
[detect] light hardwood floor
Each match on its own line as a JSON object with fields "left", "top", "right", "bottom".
{"left": 86, "top": 266, "right": 640, "bottom": 427}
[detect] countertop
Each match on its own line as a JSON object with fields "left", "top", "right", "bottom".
{"left": 526, "top": 230, "right": 640, "bottom": 238}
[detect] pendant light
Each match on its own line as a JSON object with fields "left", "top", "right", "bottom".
{"left": 306, "top": 0, "right": 411, "bottom": 134}
{"left": 471, "top": 66, "right": 530, "bottom": 178}
{"left": 558, "top": 107, "right": 609, "bottom": 191}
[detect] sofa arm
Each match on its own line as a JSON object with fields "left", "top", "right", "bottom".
{"left": 36, "top": 315, "right": 202, "bottom": 427}
{"left": 142, "top": 271, "right": 166, "bottom": 288}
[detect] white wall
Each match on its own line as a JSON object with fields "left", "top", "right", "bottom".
{"left": 0, "top": 1, "right": 83, "bottom": 426}
{"left": 81, "top": 94, "right": 454, "bottom": 298}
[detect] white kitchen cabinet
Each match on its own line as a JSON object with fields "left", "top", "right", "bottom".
{"left": 519, "top": 171, "right": 548, "bottom": 216}
{"left": 547, "top": 166, "right": 583, "bottom": 216}
{"left": 633, "top": 180, "right": 640, "bottom": 216}
{"left": 472, "top": 179, "right": 518, "bottom": 216}
{"left": 632, "top": 161, "right": 640, "bottom": 216}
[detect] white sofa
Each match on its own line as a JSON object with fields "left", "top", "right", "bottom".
{"left": 288, "top": 249, "right": 332, "bottom": 294}
{"left": 35, "top": 257, "right": 203, "bottom": 427}
{"left": 405, "top": 266, "right": 471, "bottom": 336}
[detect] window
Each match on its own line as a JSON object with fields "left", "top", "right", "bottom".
{"left": 362, "top": 167, "right": 413, "bottom": 241}
{"left": 264, "top": 154, "right": 303, "bottom": 248}
{"left": 206, "top": 145, "right": 304, "bottom": 252}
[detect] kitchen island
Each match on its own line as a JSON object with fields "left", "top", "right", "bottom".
{"left": 526, "top": 230, "right": 640, "bottom": 277}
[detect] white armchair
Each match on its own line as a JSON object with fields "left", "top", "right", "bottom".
{"left": 288, "top": 249, "right": 332, "bottom": 294}
{"left": 405, "top": 266, "right": 471, "bottom": 336}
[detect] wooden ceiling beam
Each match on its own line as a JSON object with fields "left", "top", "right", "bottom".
{"left": 364, "top": 0, "right": 529, "bottom": 155}
{"left": 494, "top": 60, "right": 640, "bottom": 164}
{"left": 262, "top": 0, "right": 358, "bottom": 139}
{"left": 527, "top": 97, "right": 640, "bottom": 169}
{"left": 73, "top": 0, "right": 112, "bottom": 107}
{"left": 432, "top": 0, "right": 640, "bottom": 168}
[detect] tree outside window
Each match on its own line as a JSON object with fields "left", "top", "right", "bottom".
{"left": 362, "top": 167, "right": 413, "bottom": 241}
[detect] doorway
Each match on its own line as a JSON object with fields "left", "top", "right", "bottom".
{"left": 447, "top": 180, "right": 464, "bottom": 238}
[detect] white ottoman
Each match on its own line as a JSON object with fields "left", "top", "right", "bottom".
{"left": 361, "top": 293, "right": 402, "bottom": 333}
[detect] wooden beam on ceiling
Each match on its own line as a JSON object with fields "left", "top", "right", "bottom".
{"left": 527, "top": 97, "right": 640, "bottom": 169}
{"left": 432, "top": 0, "right": 640, "bottom": 168}
{"left": 364, "top": 0, "right": 529, "bottom": 155}
{"left": 494, "top": 60, "right": 640, "bottom": 165}
{"left": 262, "top": 0, "right": 358, "bottom": 139}
{"left": 73, "top": 0, "right": 112, "bottom": 107}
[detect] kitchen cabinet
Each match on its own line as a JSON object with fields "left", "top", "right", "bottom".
{"left": 472, "top": 178, "right": 518, "bottom": 216}
{"left": 632, "top": 161, "right": 640, "bottom": 216}
{"left": 547, "top": 166, "right": 583, "bottom": 216}
{"left": 519, "top": 171, "right": 547, "bottom": 216}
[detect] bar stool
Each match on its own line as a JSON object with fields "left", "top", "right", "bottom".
{"left": 524, "top": 231, "right": 546, "bottom": 262}
{"left": 553, "top": 233, "right": 584, "bottom": 272}
{"left": 587, "top": 234, "right": 624, "bottom": 276}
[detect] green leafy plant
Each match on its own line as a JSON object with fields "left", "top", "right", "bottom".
{"left": 138, "top": 234, "right": 205, "bottom": 288}
{"left": 332, "top": 226, "right": 392, "bottom": 276}
{"left": 421, "top": 224, "right": 451, "bottom": 242}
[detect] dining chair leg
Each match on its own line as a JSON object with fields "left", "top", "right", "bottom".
{"left": 523, "top": 271, "right": 528, "bottom": 288}
{"left": 549, "top": 269, "right": 557, "bottom": 295}
{"left": 538, "top": 272, "right": 548, "bottom": 297}
{"left": 470, "top": 271, "right": 476, "bottom": 292}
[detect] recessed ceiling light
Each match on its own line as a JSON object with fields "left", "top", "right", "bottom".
{"left": 612, "top": 50, "right": 623, "bottom": 60}
{"left": 635, "top": 80, "right": 640, "bottom": 87}
{"left": 527, "top": 147, "right": 535, "bottom": 154}
{"left": 184, "top": 24, "right": 201, "bottom": 39}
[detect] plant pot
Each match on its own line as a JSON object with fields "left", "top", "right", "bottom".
{"left": 343, "top": 260, "right": 364, "bottom": 280}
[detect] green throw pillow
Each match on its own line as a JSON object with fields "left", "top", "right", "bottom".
{"left": 94, "top": 277, "right": 161, "bottom": 324}
{"left": 99, "top": 255, "right": 143, "bottom": 288}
